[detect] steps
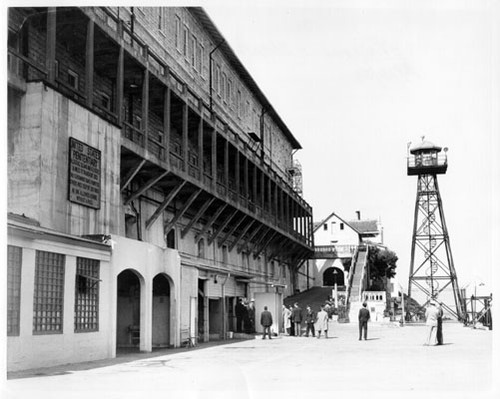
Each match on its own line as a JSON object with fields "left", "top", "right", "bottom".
{"left": 284, "top": 286, "right": 332, "bottom": 311}
{"left": 347, "top": 247, "right": 368, "bottom": 321}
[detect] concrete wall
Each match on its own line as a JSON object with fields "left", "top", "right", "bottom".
{"left": 110, "top": 235, "right": 181, "bottom": 350}
{"left": 7, "top": 233, "right": 113, "bottom": 372}
{"left": 8, "top": 83, "right": 121, "bottom": 236}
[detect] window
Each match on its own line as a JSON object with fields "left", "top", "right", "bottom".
{"left": 100, "top": 93, "right": 111, "bottom": 110}
{"left": 75, "top": 257, "right": 100, "bottom": 332}
{"left": 166, "top": 229, "right": 176, "bottom": 249}
{"left": 198, "top": 239, "right": 205, "bottom": 258}
{"left": 340, "top": 223, "right": 344, "bottom": 230}
{"left": 237, "top": 90, "right": 242, "bottom": 117}
{"left": 195, "top": 42, "right": 202, "bottom": 72}
{"left": 33, "top": 251, "right": 65, "bottom": 334}
{"left": 67, "top": 69, "right": 79, "bottom": 90}
{"left": 215, "top": 65, "right": 221, "bottom": 95}
{"left": 227, "top": 79, "right": 232, "bottom": 104}
{"left": 222, "top": 245, "right": 228, "bottom": 264}
{"left": 196, "top": 43, "right": 203, "bottom": 73}
{"left": 323, "top": 223, "right": 327, "bottom": 231}
{"left": 8, "top": 245, "right": 22, "bottom": 336}
{"left": 158, "top": 8, "right": 167, "bottom": 32}
{"left": 175, "top": 16, "right": 181, "bottom": 50}
{"left": 221, "top": 73, "right": 227, "bottom": 102}
{"left": 190, "top": 35, "right": 196, "bottom": 66}
{"left": 182, "top": 26, "right": 188, "bottom": 56}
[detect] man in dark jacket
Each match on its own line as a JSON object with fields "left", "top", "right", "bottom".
{"left": 358, "top": 302, "right": 371, "bottom": 340}
{"left": 304, "top": 305, "right": 316, "bottom": 337}
{"left": 292, "top": 302, "right": 303, "bottom": 336}
{"left": 235, "top": 298, "right": 246, "bottom": 333}
{"left": 260, "top": 306, "right": 273, "bottom": 339}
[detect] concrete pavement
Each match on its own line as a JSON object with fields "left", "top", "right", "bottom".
{"left": 3, "top": 321, "right": 497, "bottom": 399}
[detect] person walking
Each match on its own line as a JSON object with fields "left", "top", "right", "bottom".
{"left": 304, "top": 305, "right": 316, "bottom": 337}
{"left": 292, "top": 302, "right": 303, "bottom": 337}
{"left": 316, "top": 305, "right": 329, "bottom": 339}
{"left": 436, "top": 302, "right": 444, "bottom": 345}
{"left": 283, "top": 305, "right": 292, "bottom": 335}
{"left": 425, "top": 300, "right": 440, "bottom": 345}
{"left": 358, "top": 302, "right": 370, "bottom": 340}
{"left": 260, "top": 306, "right": 273, "bottom": 339}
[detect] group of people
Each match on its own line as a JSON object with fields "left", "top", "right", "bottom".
{"left": 280, "top": 302, "right": 338, "bottom": 339}
{"left": 259, "top": 298, "right": 445, "bottom": 345}
{"left": 235, "top": 297, "right": 256, "bottom": 334}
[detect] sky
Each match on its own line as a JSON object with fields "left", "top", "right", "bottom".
{"left": 202, "top": 0, "right": 500, "bottom": 298}
{"left": 2, "top": 0, "right": 498, "bottom": 297}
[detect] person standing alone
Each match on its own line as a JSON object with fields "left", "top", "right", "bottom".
{"left": 260, "top": 306, "right": 273, "bottom": 339}
{"left": 424, "top": 300, "right": 440, "bottom": 345}
{"left": 358, "top": 302, "right": 370, "bottom": 340}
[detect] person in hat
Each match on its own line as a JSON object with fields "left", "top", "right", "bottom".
{"left": 424, "top": 300, "right": 440, "bottom": 345}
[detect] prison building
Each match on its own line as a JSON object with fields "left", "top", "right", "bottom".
{"left": 7, "top": 7, "right": 314, "bottom": 371}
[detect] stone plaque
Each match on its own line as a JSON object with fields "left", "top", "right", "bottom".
{"left": 68, "top": 137, "right": 101, "bottom": 209}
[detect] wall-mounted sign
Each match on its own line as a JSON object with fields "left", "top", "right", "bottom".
{"left": 68, "top": 137, "right": 101, "bottom": 209}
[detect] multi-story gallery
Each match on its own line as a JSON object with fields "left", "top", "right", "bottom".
{"left": 7, "top": 7, "right": 313, "bottom": 371}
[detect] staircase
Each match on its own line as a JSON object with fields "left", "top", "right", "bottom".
{"left": 283, "top": 287, "right": 332, "bottom": 310}
{"left": 346, "top": 246, "right": 368, "bottom": 321}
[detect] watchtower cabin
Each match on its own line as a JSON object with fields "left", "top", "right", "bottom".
{"left": 407, "top": 139, "right": 448, "bottom": 176}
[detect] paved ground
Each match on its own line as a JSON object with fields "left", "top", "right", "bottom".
{"left": 2, "top": 321, "right": 497, "bottom": 399}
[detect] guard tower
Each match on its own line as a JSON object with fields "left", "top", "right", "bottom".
{"left": 407, "top": 138, "right": 464, "bottom": 320}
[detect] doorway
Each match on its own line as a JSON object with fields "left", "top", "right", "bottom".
{"left": 117, "top": 269, "right": 141, "bottom": 348}
{"left": 152, "top": 274, "right": 170, "bottom": 348}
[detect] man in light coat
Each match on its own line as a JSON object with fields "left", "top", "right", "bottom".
{"left": 316, "top": 305, "right": 329, "bottom": 339}
{"left": 282, "top": 305, "right": 292, "bottom": 335}
{"left": 425, "top": 300, "right": 440, "bottom": 345}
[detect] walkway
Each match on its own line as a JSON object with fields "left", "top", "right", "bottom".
{"left": 3, "top": 322, "right": 496, "bottom": 399}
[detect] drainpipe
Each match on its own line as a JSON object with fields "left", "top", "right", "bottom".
{"left": 220, "top": 273, "right": 230, "bottom": 340}
{"left": 209, "top": 40, "right": 225, "bottom": 113}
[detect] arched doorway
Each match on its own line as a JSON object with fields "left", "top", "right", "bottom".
{"left": 323, "top": 267, "right": 345, "bottom": 286}
{"left": 116, "top": 269, "right": 141, "bottom": 348}
{"left": 152, "top": 274, "right": 171, "bottom": 348}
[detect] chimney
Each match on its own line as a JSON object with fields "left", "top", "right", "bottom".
{"left": 356, "top": 210, "right": 361, "bottom": 220}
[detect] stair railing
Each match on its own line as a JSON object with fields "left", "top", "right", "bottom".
{"left": 344, "top": 246, "right": 360, "bottom": 319}
{"left": 357, "top": 245, "right": 369, "bottom": 302}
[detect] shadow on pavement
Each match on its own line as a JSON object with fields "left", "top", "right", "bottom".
{"left": 7, "top": 338, "right": 255, "bottom": 380}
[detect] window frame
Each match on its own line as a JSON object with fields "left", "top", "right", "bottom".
{"left": 74, "top": 257, "right": 100, "bottom": 333}
{"left": 33, "top": 250, "right": 65, "bottom": 335}
{"left": 7, "top": 245, "right": 22, "bottom": 336}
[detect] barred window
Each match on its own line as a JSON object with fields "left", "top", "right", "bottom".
{"left": 33, "top": 251, "right": 65, "bottom": 334}
{"left": 75, "top": 257, "right": 100, "bottom": 332}
{"left": 8, "top": 245, "right": 22, "bottom": 336}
